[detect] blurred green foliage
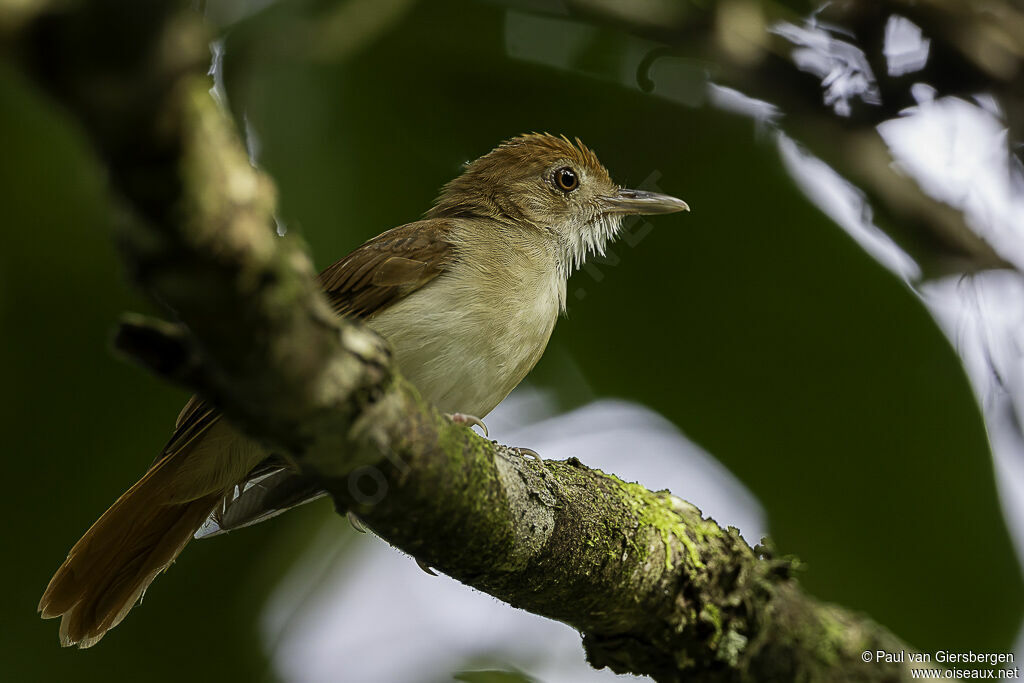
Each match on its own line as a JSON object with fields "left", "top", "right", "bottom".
{"left": 1, "top": 0, "right": 1020, "bottom": 681}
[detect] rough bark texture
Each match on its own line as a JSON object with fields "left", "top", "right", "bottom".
{"left": 4, "top": 1, "right": 931, "bottom": 680}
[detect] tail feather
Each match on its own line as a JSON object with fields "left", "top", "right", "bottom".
{"left": 40, "top": 415, "right": 265, "bottom": 647}
{"left": 39, "top": 455, "right": 225, "bottom": 648}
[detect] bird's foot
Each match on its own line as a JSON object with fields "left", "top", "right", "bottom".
{"left": 514, "top": 446, "right": 541, "bottom": 460}
{"left": 416, "top": 558, "right": 438, "bottom": 576}
{"left": 346, "top": 510, "right": 368, "bottom": 534}
{"left": 445, "top": 412, "right": 488, "bottom": 437}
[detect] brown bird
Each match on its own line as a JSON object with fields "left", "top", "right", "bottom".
{"left": 38, "top": 133, "right": 688, "bottom": 647}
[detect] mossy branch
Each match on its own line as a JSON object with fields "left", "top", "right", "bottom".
{"left": 4, "top": 1, "right": 929, "bottom": 680}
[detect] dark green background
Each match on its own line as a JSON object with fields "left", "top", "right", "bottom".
{"left": 1, "top": 1, "right": 1019, "bottom": 681}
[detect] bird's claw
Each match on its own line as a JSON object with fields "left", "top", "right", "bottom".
{"left": 445, "top": 412, "right": 488, "bottom": 437}
{"left": 416, "top": 558, "right": 438, "bottom": 576}
{"left": 515, "top": 447, "right": 541, "bottom": 460}
{"left": 347, "top": 510, "right": 368, "bottom": 533}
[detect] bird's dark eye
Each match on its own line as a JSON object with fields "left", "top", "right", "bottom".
{"left": 554, "top": 167, "right": 579, "bottom": 192}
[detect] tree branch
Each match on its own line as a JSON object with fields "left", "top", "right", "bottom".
{"left": 5, "top": 1, "right": 929, "bottom": 680}
{"left": 541, "top": 0, "right": 1024, "bottom": 278}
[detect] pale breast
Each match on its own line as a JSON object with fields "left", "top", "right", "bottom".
{"left": 366, "top": 257, "right": 564, "bottom": 418}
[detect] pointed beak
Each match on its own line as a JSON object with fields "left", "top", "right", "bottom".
{"left": 600, "top": 188, "right": 690, "bottom": 215}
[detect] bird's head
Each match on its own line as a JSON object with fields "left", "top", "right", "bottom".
{"left": 428, "top": 133, "right": 689, "bottom": 273}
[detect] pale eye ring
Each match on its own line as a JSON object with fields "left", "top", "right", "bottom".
{"left": 554, "top": 167, "right": 579, "bottom": 192}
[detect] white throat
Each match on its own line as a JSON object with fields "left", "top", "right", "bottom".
{"left": 556, "top": 214, "right": 624, "bottom": 280}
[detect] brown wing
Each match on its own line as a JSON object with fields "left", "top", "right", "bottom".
{"left": 145, "top": 396, "right": 220, "bottom": 467}
{"left": 159, "top": 220, "right": 455, "bottom": 495}
{"left": 318, "top": 219, "right": 456, "bottom": 320}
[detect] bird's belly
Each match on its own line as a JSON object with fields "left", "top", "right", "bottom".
{"left": 366, "top": 273, "right": 561, "bottom": 417}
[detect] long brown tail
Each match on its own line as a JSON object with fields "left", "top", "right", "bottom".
{"left": 39, "top": 417, "right": 264, "bottom": 648}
